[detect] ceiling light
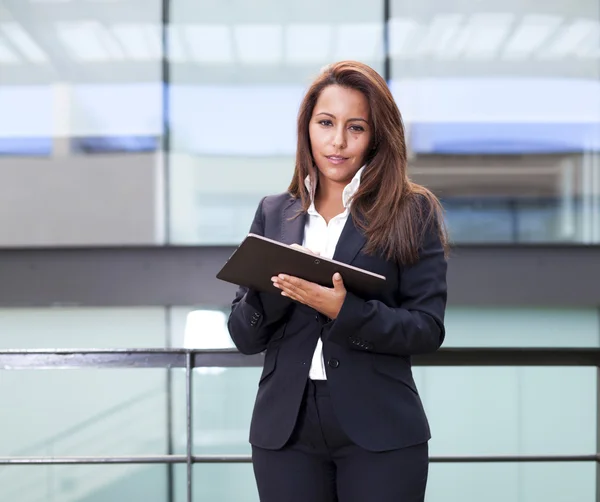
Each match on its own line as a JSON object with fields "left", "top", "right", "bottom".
{"left": 334, "top": 22, "right": 383, "bottom": 60}
{"left": 0, "top": 37, "right": 20, "bottom": 64}
{"left": 388, "top": 17, "right": 420, "bottom": 58}
{"left": 286, "top": 23, "right": 333, "bottom": 64}
{"left": 457, "top": 14, "right": 514, "bottom": 60}
{"left": 234, "top": 24, "right": 283, "bottom": 64}
{"left": 184, "top": 24, "right": 233, "bottom": 63}
{"left": 502, "top": 15, "right": 562, "bottom": 59}
{"left": 56, "top": 21, "right": 126, "bottom": 62}
{"left": 111, "top": 23, "right": 161, "bottom": 61}
{"left": 539, "top": 19, "right": 598, "bottom": 59}
{"left": 572, "top": 19, "right": 600, "bottom": 58}
{"left": 1, "top": 22, "right": 49, "bottom": 63}
{"left": 415, "top": 14, "right": 463, "bottom": 58}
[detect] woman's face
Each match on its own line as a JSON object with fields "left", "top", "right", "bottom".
{"left": 308, "top": 84, "right": 372, "bottom": 187}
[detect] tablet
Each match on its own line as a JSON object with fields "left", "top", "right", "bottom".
{"left": 216, "top": 233, "right": 386, "bottom": 297}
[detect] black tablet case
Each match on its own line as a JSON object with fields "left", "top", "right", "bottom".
{"left": 216, "top": 233, "right": 386, "bottom": 297}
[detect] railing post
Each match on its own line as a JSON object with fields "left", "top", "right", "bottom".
{"left": 186, "top": 352, "right": 193, "bottom": 502}
{"left": 596, "top": 366, "right": 599, "bottom": 502}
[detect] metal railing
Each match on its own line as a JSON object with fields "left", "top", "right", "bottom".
{"left": 1, "top": 347, "right": 599, "bottom": 502}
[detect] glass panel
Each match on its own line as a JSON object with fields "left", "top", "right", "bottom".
{"left": 174, "top": 464, "right": 258, "bottom": 502}
{"left": 171, "top": 305, "right": 600, "bottom": 349}
{"left": 391, "top": 0, "right": 600, "bottom": 243}
{"left": 168, "top": 0, "right": 386, "bottom": 244}
{"left": 171, "top": 368, "right": 259, "bottom": 456}
{"left": 0, "top": 465, "right": 168, "bottom": 502}
{"left": 0, "top": 307, "right": 167, "bottom": 349}
{"left": 0, "top": 369, "right": 168, "bottom": 457}
{"left": 427, "top": 462, "right": 595, "bottom": 502}
{"left": 0, "top": 0, "right": 164, "bottom": 247}
{"left": 170, "top": 307, "right": 256, "bottom": 455}
{"left": 443, "top": 306, "right": 600, "bottom": 347}
{"left": 174, "top": 365, "right": 598, "bottom": 457}
{"left": 0, "top": 308, "right": 169, "bottom": 461}
{"left": 414, "top": 367, "right": 597, "bottom": 456}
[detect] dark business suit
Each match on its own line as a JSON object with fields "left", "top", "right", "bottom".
{"left": 227, "top": 192, "right": 447, "bottom": 501}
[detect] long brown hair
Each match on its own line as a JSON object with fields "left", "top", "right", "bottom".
{"left": 288, "top": 60, "right": 449, "bottom": 266}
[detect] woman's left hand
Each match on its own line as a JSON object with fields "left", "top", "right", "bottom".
{"left": 271, "top": 273, "right": 347, "bottom": 320}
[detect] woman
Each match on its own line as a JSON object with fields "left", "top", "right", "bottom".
{"left": 227, "top": 60, "right": 448, "bottom": 502}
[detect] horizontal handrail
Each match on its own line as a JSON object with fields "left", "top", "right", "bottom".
{"left": 0, "top": 347, "right": 599, "bottom": 369}
{"left": 1, "top": 347, "right": 598, "bottom": 477}
{"left": 0, "top": 454, "right": 598, "bottom": 465}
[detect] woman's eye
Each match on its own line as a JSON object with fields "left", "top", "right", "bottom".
{"left": 319, "top": 120, "right": 333, "bottom": 126}
{"left": 350, "top": 125, "right": 365, "bottom": 132}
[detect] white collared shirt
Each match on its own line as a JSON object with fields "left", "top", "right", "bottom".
{"left": 303, "top": 166, "right": 364, "bottom": 380}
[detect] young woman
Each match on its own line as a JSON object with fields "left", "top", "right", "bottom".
{"left": 227, "top": 60, "right": 449, "bottom": 502}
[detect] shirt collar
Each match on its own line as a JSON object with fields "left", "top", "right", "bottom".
{"left": 304, "top": 166, "right": 365, "bottom": 211}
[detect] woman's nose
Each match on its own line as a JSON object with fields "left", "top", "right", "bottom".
{"left": 332, "top": 129, "right": 346, "bottom": 149}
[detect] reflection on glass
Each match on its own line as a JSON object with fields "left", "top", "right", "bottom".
{"left": 174, "top": 464, "right": 258, "bottom": 502}
{"left": 0, "top": 465, "right": 167, "bottom": 502}
{"left": 0, "top": 307, "right": 168, "bottom": 350}
{"left": 171, "top": 367, "right": 259, "bottom": 456}
{"left": 390, "top": 0, "right": 600, "bottom": 244}
{"left": 0, "top": 2, "right": 165, "bottom": 247}
{"left": 0, "top": 7, "right": 163, "bottom": 153}
{"left": 167, "top": 0, "right": 600, "bottom": 245}
{"left": 427, "top": 462, "right": 595, "bottom": 502}
{"left": 417, "top": 367, "right": 596, "bottom": 457}
{"left": 168, "top": 0, "right": 385, "bottom": 245}
{"left": 0, "top": 369, "right": 168, "bottom": 457}
{"left": 443, "top": 306, "right": 600, "bottom": 347}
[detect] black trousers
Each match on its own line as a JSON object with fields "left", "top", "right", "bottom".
{"left": 252, "top": 380, "right": 428, "bottom": 502}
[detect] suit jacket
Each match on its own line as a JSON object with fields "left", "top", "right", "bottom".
{"left": 227, "top": 192, "right": 447, "bottom": 452}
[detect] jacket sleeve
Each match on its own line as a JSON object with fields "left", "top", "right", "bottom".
{"left": 323, "top": 217, "right": 447, "bottom": 357}
{"left": 227, "top": 197, "right": 294, "bottom": 355}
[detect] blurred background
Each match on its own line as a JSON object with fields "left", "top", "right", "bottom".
{"left": 0, "top": 0, "right": 599, "bottom": 500}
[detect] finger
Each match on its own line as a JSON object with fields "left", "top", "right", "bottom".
{"left": 290, "top": 244, "right": 310, "bottom": 252}
{"left": 271, "top": 275, "right": 301, "bottom": 298}
{"left": 276, "top": 275, "right": 315, "bottom": 302}
{"left": 332, "top": 272, "right": 346, "bottom": 291}
{"left": 290, "top": 244, "right": 320, "bottom": 256}
{"left": 279, "top": 282, "right": 306, "bottom": 303}
{"left": 277, "top": 274, "right": 311, "bottom": 290}
{"left": 279, "top": 279, "right": 306, "bottom": 300}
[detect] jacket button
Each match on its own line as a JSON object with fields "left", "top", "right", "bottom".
{"left": 328, "top": 358, "right": 340, "bottom": 369}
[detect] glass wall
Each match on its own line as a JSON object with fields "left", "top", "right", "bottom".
{"left": 0, "top": 306, "right": 598, "bottom": 500}
{"left": 167, "top": 0, "right": 385, "bottom": 244}
{"left": 1, "top": 0, "right": 599, "bottom": 499}
{"left": 2, "top": 0, "right": 598, "bottom": 246}
{"left": 390, "top": 0, "right": 600, "bottom": 243}
{"left": 0, "top": 307, "right": 169, "bottom": 501}
{"left": 0, "top": 0, "right": 164, "bottom": 246}
{"left": 168, "top": 0, "right": 600, "bottom": 245}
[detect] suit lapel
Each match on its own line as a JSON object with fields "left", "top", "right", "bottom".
{"left": 332, "top": 213, "right": 367, "bottom": 265}
{"left": 280, "top": 196, "right": 366, "bottom": 264}
{"left": 280, "top": 197, "right": 306, "bottom": 245}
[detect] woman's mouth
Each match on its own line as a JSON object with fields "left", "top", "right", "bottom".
{"left": 326, "top": 155, "right": 349, "bottom": 165}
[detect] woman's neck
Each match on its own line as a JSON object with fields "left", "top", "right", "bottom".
{"left": 314, "top": 178, "right": 346, "bottom": 222}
